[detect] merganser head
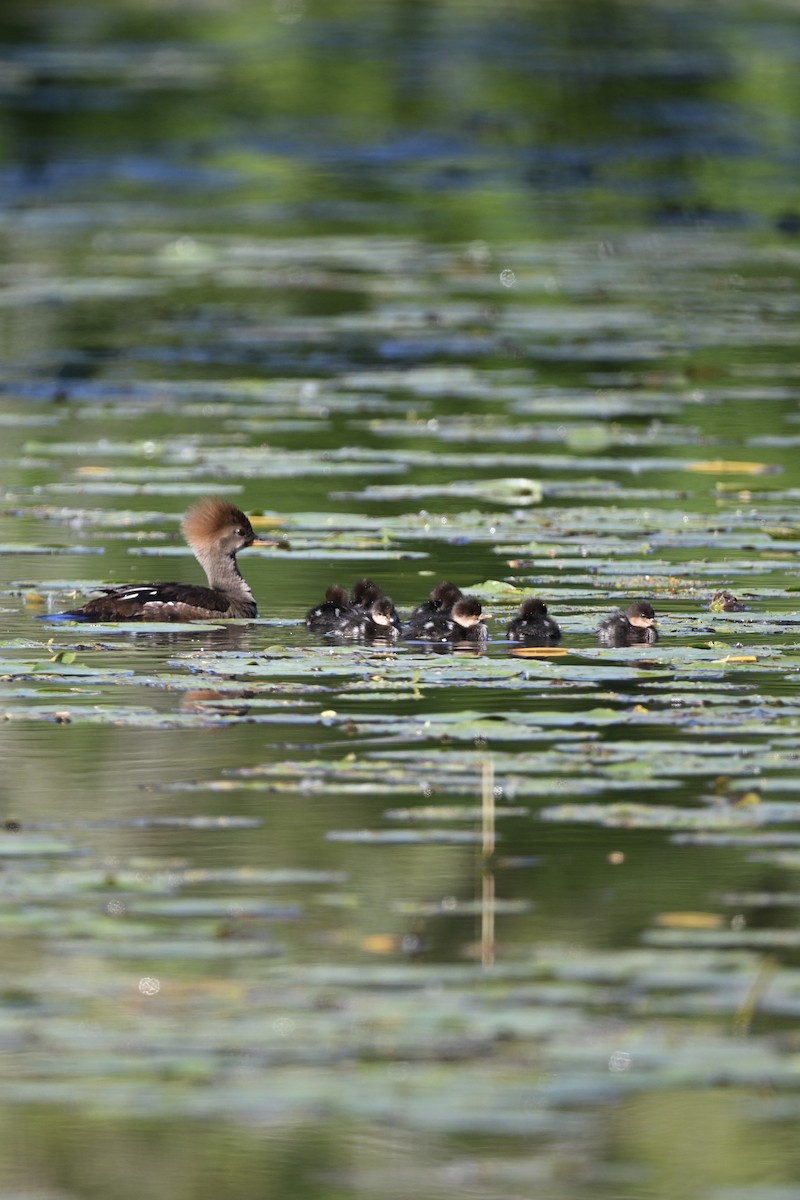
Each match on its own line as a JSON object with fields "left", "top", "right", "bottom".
{"left": 518, "top": 598, "right": 548, "bottom": 620}
{"left": 182, "top": 497, "right": 257, "bottom": 557}
{"left": 369, "top": 596, "right": 400, "bottom": 629}
{"left": 324, "top": 584, "right": 350, "bottom": 606}
{"left": 451, "top": 596, "right": 489, "bottom": 629}
{"left": 352, "top": 578, "right": 383, "bottom": 607}
{"left": 626, "top": 600, "right": 657, "bottom": 628}
{"left": 431, "top": 580, "right": 463, "bottom": 609}
{"left": 709, "top": 590, "right": 744, "bottom": 612}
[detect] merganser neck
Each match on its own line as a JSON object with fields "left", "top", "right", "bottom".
{"left": 197, "top": 547, "right": 257, "bottom": 618}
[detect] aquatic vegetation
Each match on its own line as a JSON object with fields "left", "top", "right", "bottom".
{"left": 4, "top": 6, "right": 800, "bottom": 1188}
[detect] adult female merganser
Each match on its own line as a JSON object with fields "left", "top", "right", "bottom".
{"left": 597, "top": 600, "right": 658, "bottom": 647}
{"left": 412, "top": 595, "right": 489, "bottom": 643}
{"left": 51, "top": 497, "right": 267, "bottom": 621}
{"left": 506, "top": 598, "right": 561, "bottom": 644}
{"left": 405, "top": 580, "right": 462, "bottom": 639}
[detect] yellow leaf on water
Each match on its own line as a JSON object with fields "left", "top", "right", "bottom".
{"left": 656, "top": 912, "right": 725, "bottom": 930}
{"left": 250, "top": 514, "right": 286, "bottom": 527}
{"left": 76, "top": 465, "right": 111, "bottom": 475}
{"left": 509, "top": 646, "right": 569, "bottom": 658}
{"left": 687, "top": 460, "right": 774, "bottom": 475}
{"left": 362, "top": 934, "right": 399, "bottom": 955}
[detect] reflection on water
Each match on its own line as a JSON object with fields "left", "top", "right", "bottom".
{"left": 4, "top": 0, "right": 800, "bottom": 1196}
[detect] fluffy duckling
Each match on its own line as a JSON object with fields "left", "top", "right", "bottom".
{"left": 506, "top": 598, "right": 561, "bottom": 644}
{"left": 411, "top": 595, "right": 489, "bottom": 643}
{"left": 597, "top": 600, "right": 658, "bottom": 647}
{"left": 305, "top": 585, "right": 351, "bottom": 634}
{"left": 306, "top": 581, "right": 401, "bottom": 640}
{"left": 351, "top": 578, "right": 383, "bottom": 608}
{"left": 363, "top": 595, "right": 401, "bottom": 640}
{"left": 405, "top": 580, "right": 463, "bottom": 639}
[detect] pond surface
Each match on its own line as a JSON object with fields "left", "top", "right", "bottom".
{"left": 3, "top": 1, "right": 800, "bottom": 1197}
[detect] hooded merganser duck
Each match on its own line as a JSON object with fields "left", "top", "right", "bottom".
{"left": 350, "top": 578, "right": 400, "bottom": 634}
{"left": 306, "top": 580, "right": 401, "bottom": 639}
{"left": 597, "top": 600, "right": 658, "bottom": 647}
{"left": 412, "top": 595, "right": 489, "bottom": 643}
{"left": 327, "top": 595, "right": 402, "bottom": 640}
{"left": 363, "top": 595, "right": 401, "bottom": 640}
{"left": 405, "top": 580, "right": 463, "bottom": 639}
{"left": 449, "top": 596, "right": 490, "bottom": 643}
{"left": 506, "top": 598, "right": 561, "bottom": 644}
{"left": 306, "top": 585, "right": 351, "bottom": 634}
{"left": 350, "top": 578, "right": 383, "bottom": 608}
{"left": 50, "top": 497, "right": 267, "bottom": 622}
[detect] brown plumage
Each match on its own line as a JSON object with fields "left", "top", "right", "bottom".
{"left": 406, "top": 580, "right": 463, "bottom": 638}
{"left": 506, "top": 598, "right": 561, "bottom": 644}
{"left": 597, "top": 600, "right": 658, "bottom": 647}
{"left": 51, "top": 497, "right": 267, "bottom": 622}
{"left": 306, "top": 580, "right": 401, "bottom": 639}
{"left": 306, "top": 585, "right": 352, "bottom": 633}
{"left": 410, "top": 594, "right": 490, "bottom": 643}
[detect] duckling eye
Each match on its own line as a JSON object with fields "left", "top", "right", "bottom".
{"left": 235, "top": 527, "right": 245, "bottom": 536}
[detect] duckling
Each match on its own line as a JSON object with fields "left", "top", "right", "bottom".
{"left": 306, "top": 585, "right": 351, "bottom": 634}
{"left": 597, "top": 600, "right": 658, "bottom": 647}
{"left": 306, "top": 582, "right": 401, "bottom": 640}
{"left": 449, "top": 596, "right": 490, "bottom": 643}
{"left": 363, "top": 595, "right": 401, "bottom": 640}
{"left": 351, "top": 578, "right": 383, "bottom": 608}
{"left": 405, "top": 580, "right": 463, "bottom": 639}
{"left": 350, "top": 578, "right": 400, "bottom": 631}
{"left": 506, "top": 598, "right": 561, "bottom": 644}
{"left": 411, "top": 595, "right": 489, "bottom": 643}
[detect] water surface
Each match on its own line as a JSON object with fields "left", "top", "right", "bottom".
{"left": 3, "top": 2, "right": 800, "bottom": 1197}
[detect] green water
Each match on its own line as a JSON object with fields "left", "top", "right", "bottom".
{"left": 3, "top": 2, "right": 800, "bottom": 1197}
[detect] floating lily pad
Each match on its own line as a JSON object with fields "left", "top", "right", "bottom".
{"left": 334, "top": 477, "right": 543, "bottom": 505}
{"left": 0, "top": 835, "right": 78, "bottom": 858}
{"left": 539, "top": 802, "right": 797, "bottom": 830}
{"left": 326, "top": 830, "right": 487, "bottom": 844}
{"left": 384, "top": 806, "right": 528, "bottom": 821}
